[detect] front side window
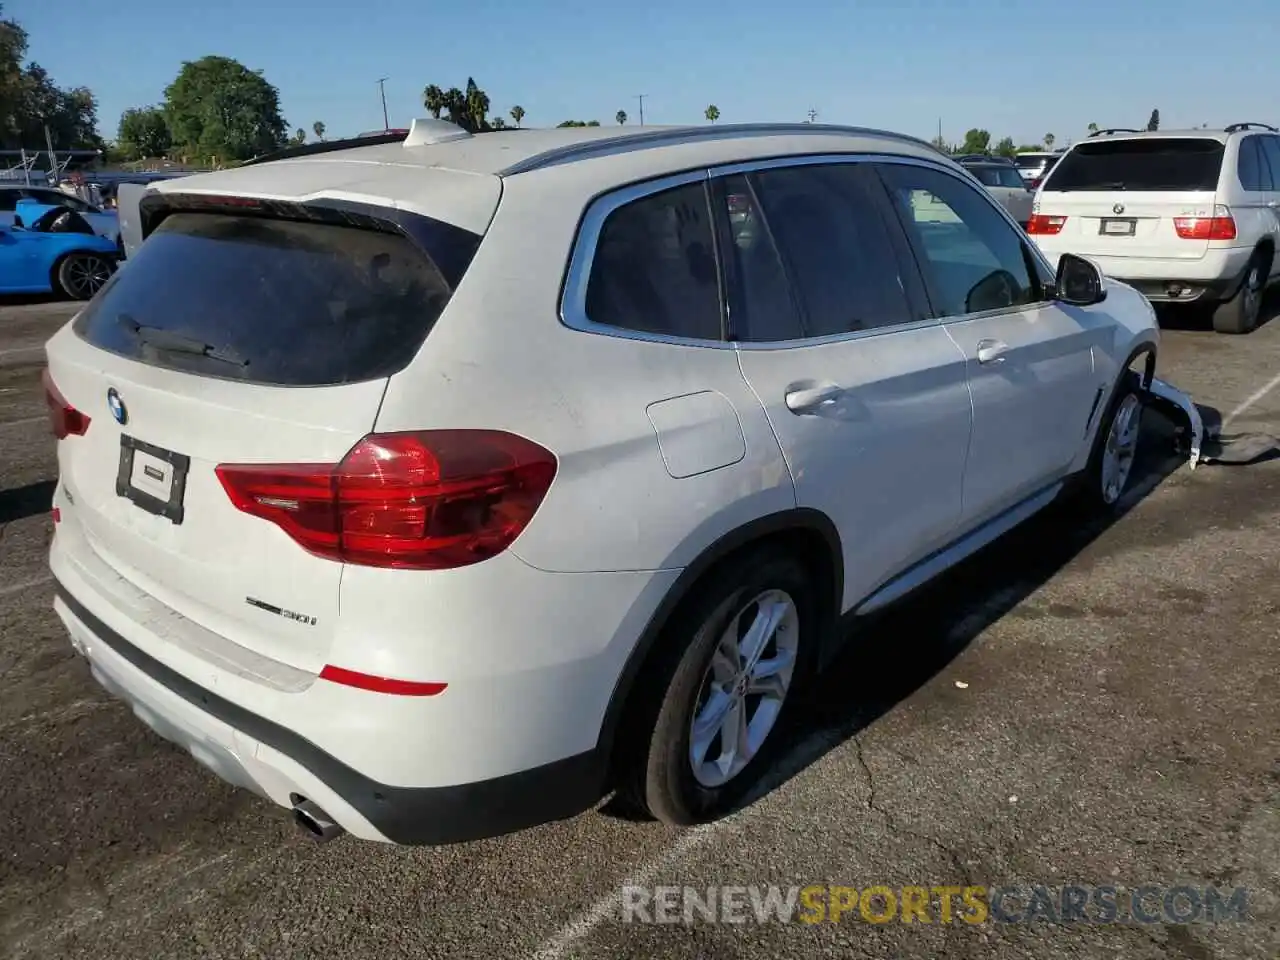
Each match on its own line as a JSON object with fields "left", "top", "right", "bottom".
{"left": 584, "top": 182, "right": 723, "bottom": 341}
{"left": 879, "top": 163, "right": 1037, "bottom": 318}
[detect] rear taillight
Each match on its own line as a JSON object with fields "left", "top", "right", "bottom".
{"left": 1174, "top": 206, "right": 1237, "bottom": 241}
{"left": 1026, "top": 214, "right": 1066, "bottom": 235}
{"left": 42, "top": 369, "right": 90, "bottom": 439}
{"left": 215, "top": 430, "right": 557, "bottom": 570}
{"left": 1028, "top": 177, "right": 1042, "bottom": 189}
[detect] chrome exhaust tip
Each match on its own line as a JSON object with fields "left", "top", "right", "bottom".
{"left": 291, "top": 796, "right": 345, "bottom": 842}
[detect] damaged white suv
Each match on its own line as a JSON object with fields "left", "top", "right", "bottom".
{"left": 44, "top": 120, "right": 1159, "bottom": 845}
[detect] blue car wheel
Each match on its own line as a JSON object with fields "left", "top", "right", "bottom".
{"left": 56, "top": 252, "right": 114, "bottom": 300}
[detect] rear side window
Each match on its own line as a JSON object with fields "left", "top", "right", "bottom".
{"left": 749, "top": 163, "right": 913, "bottom": 336}
{"left": 1237, "top": 137, "right": 1271, "bottom": 191}
{"left": 1259, "top": 136, "right": 1280, "bottom": 188}
{"left": 584, "top": 182, "right": 722, "bottom": 341}
{"left": 971, "top": 166, "right": 1025, "bottom": 189}
{"left": 1046, "top": 139, "right": 1225, "bottom": 192}
{"left": 74, "top": 212, "right": 462, "bottom": 386}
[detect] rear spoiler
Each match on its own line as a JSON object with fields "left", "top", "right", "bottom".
{"left": 116, "top": 182, "right": 155, "bottom": 259}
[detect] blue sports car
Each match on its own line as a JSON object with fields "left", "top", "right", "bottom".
{"left": 0, "top": 198, "right": 119, "bottom": 300}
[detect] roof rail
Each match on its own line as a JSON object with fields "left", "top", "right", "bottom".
{"left": 241, "top": 130, "right": 409, "bottom": 167}
{"left": 1224, "top": 122, "right": 1278, "bottom": 133}
{"left": 1088, "top": 127, "right": 1142, "bottom": 138}
{"left": 499, "top": 122, "right": 944, "bottom": 176}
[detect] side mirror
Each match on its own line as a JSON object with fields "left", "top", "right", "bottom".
{"left": 1054, "top": 253, "right": 1107, "bottom": 306}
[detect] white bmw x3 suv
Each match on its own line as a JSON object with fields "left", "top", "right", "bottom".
{"left": 44, "top": 119, "right": 1159, "bottom": 845}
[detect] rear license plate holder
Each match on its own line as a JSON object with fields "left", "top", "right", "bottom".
{"left": 115, "top": 435, "right": 190, "bottom": 524}
{"left": 1100, "top": 218, "right": 1137, "bottom": 236}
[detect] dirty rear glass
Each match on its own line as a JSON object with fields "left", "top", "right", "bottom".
{"left": 73, "top": 212, "right": 464, "bottom": 386}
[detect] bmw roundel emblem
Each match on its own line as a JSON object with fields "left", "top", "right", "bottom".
{"left": 1113, "top": 202, "right": 1125, "bottom": 215}
{"left": 106, "top": 388, "right": 127, "bottom": 425}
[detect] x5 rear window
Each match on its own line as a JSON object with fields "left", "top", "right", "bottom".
{"left": 73, "top": 210, "right": 475, "bottom": 386}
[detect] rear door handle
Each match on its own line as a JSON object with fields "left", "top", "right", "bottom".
{"left": 785, "top": 383, "right": 843, "bottom": 413}
{"left": 976, "top": 339, "right": 1009, "bottom": 364}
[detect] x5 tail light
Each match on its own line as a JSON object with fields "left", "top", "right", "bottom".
{"left": 215, "top": 430, "right": 557, "bottom": 570}
{"left": 42, "top": 369, "right": 91, "bottom": 439}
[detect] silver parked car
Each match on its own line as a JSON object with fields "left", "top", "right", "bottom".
{"left": 957, "top": 156, "right": 1034, "bottom": 228}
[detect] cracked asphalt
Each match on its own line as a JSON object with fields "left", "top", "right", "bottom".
{"left": 1, "top": 297, "right": 1277, "bottom": 960}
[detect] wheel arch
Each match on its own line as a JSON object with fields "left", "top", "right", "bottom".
{"left": 596, "top": 507, "right": 843, "bottom": 788}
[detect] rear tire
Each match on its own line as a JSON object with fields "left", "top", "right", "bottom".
{"left": 619, "top": 550, "right": 817, "bottom": 827}
{"left": 55, "top": 252, "right": 113, "bottom": 301}
{"left": 1212, "top": 253, "right": 1266, "bottom": 334}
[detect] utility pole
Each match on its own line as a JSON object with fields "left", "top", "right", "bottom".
{"left": 377, "top": 78, "right": 390, "bottom": 130}
{"left": 635, "top": 94, "right": 646, "bottom": 126}
{"left": 807, "top": 108, "right": 818, "bottom": 124}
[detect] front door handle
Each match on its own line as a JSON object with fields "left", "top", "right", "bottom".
{"left": 976, "top": 339, "right": 1009, "bottom": 364}
{"left": 785, "top": 383, "right": 843, "bottom": 413}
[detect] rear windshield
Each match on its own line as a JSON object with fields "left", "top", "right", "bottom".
{"left": 1014, "top": 155, "right": 1050, "bottom": 169}
{"left": 1045, "top": 139, "right": 1225, "bottom": 192}
{"left": 970, "top": 165, "right": 1026, "bottom": 189}
{"left": 74, "top": 211, "right": 469, "bottom": 386}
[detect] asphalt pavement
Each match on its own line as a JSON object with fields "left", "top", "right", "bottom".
{"left": 0, "top": 297, "right": 1277, "bottom": 960}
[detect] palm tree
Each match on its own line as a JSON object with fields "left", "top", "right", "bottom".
{"left": 423, "top": 84, "right": 445, "bottom": 119}
{"left": 1044, "top": 132, "right": 1056, "bottom": 149}
{"left": 510, "top": 105, "right": 525, "bottom": 127}
{"left": 616, "top": 110, "right": 628, "bottom": 126}
{"left": 705, "top": 104, "right": 720, "bottom": 123}
{"left": 1086, "top": 122, "right": 1098, "bottom": 135}
{"left": 443, "top": 87, "right": 465, "bottom": 127}
{"left": 292, "top": 128, "right": 306, "bottom": 145}
{"left": 313, "top": 121, "right": 326, "bottom": 141}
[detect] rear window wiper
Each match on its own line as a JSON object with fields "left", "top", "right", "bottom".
{"left": 117, "top": 314, "right": 249, "bottom": 369}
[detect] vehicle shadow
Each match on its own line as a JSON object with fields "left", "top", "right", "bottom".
{"left": 0, "top": 293, "right": 62, "bottom": 307}
{"left": 0, "top": 479, "right": 55, "bottom": 525}
{"left": 599, "top": 406, "right": 1197, "bottom": 823}
{"left": 1156, "top": 285, "right": 1280, "bottom": 332}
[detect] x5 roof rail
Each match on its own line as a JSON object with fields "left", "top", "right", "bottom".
{"left": 1224, "top": 122, "right": 1278, "bottom": 133}
{"left": 1088, "top": 127, "right": 1142, "bottom": 138}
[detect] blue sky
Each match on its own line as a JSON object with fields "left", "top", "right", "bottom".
{"left": 13, "top": 0, "right": 1280, "bottom": 147}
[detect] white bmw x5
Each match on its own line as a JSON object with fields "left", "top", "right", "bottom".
{"left": 43, "top": 120, "right": 1159, "bottom": 845}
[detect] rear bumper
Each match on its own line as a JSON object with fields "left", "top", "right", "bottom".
{"left": 1033, "top": 244, "right": 1255, "bottom": 302}
{"left": 55, "top": 580, "right": 606, "bottom": 845}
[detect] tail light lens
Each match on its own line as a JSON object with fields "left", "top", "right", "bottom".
{"left": 1174, "top": 206, "right": 1237, "bottom": 241}
{"left": 1028, "top": 177, "right": 1042, "bottom": 189}
{"left": 42, "top": 369, "right": 90, "bottom": 439}
{"left": 1027, "top": 214, "right": 1066, "bottom": 235}
{"left": 215, "top": 430, "right": 557, "bottom": 570}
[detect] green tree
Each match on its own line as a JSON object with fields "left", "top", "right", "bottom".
{"left": 292, "top": 128, "right": 306, "bottom": 145}
{"left": 423, "top": 84, "right": 445, "bottom": 119}
{"left": 1146, "top": 109, "right": 1159, "bottom": 131}
{"left": 117, "top": 105, "right": 170, "bottom": 160}
{"left": 1087, "top": 122, "right": 1098, "bottom": 135}
{"left": 929, "top": 133, "right": 951, "bottom": 153}
{"left": 1017, "top": 143, "right": 1044, "bottom": 152}
{"left": 312, "top": 120, "right": 325, "bottom": 141}
{"left": 616, "top": 109, "right": 627, "bottom": 125}
{"left": 959, "top": 128, "right": 991, "bottom": 154}
{"left": 994, "top": 136, "right": 1016, "bottom": 158}
{"left": 557, "top": 120, "right": 600, "bottom": 127}
{"left": 510, "top": 104, "right": 525, "bottom": 127}
{"left": 1044, "top": 132, "right": 1055, "bottom": 149}
{"left": 463, "top": 77, "right": 490, "bottom": 132}
{"left": 705, "top": 104, "right": 720, "bottom": 123}
{"left": 163, "top": 56, "right": 286, "bottom": 163}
